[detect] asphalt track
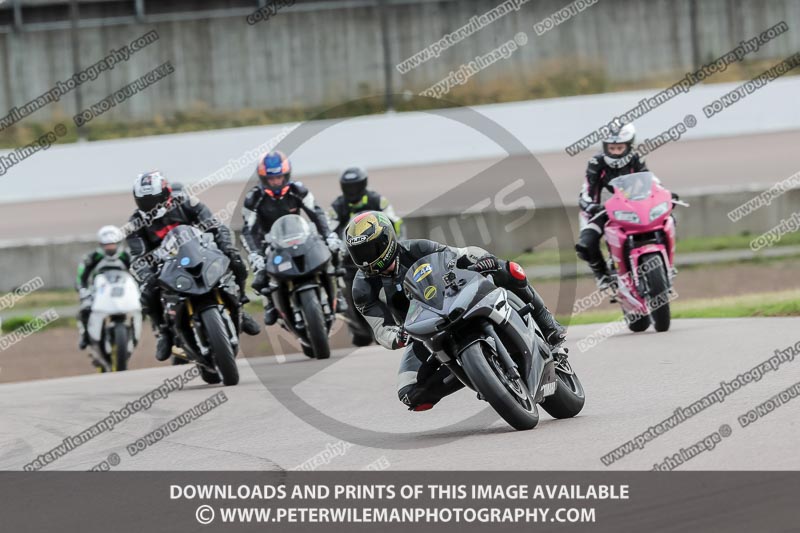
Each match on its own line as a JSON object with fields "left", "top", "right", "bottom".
{"left": 2, "top": 129, "right": 799, "bottom": 241}
{"left": 2, "top": 318, "right": 798, "bottom": 471}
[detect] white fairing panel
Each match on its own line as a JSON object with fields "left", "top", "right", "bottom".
{"left": 88, "top": 270, "right": 143, "bottom": 341}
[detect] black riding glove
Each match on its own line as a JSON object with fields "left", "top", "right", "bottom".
{"left": 470, "top": 255, "right": 500, "bottom": 274}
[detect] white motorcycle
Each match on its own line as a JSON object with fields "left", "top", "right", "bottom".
{"left": 86, "top": 257, "right": 143, "bottom": 372}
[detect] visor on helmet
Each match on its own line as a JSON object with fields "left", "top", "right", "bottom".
{"left": 348, "top": 232, "right": 397, "bottom": 275}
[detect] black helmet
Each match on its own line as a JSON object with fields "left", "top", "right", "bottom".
{"left": 345, "top": 211, "right": 398, "bottom": 276}
{"left": 133, "top": 171, "right": 172, "bottom": 217}
{"left": 340, "top": 167, "right": 368, "bottom": 204}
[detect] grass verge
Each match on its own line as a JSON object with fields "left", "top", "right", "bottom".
{"left": 560, "top": 289, "right": 800, "bottom": 326}
{"left": 6, "top": 290, "right": 798, "bottom": 335}
{"left": 1, "top": 314, "right": 73, "bottom": 334}
{"left": 515, "top": 232, "right": 800, "bottom": 268}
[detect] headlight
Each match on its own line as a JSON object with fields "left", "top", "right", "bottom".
{"left": 204, "top": 258, "right": 225, "bottom": 284}
{"left": 613, "top": 210, "right": 641, "bottom": 223}
{"left": 649, "top": 202, "right": 669, "bottom": 221}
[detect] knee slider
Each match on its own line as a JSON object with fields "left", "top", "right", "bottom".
{"left": 398, "top": 384, "right": 416, "bottom": 406}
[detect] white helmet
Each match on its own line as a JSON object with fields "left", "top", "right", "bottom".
{"left": 97, "top": 225, "right": 124, "bottom": 257}
{"left": 602, "top": 123, "right": 636, "bottom": 168}
{"left": 97, "top": 225, "right": 123, "bottom": 245}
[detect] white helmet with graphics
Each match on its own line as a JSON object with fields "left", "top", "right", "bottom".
{"left": 133, "top": 170, "right": 172, "bottom": 219}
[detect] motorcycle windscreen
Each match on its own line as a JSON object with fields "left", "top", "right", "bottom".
{"left": 608, "top": 172, "right": 655, "bottom": 201}
{"left": 403, "top": 251, "right": 457, "bottom": 311}
{"left": 268, "top": 214, "right": 313, "bottom": 249}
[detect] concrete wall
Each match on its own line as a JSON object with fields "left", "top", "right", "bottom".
{"left": 1, "top": 0, "right": 798, "bottom": 123}
{"left": 4, "top": 75, "right": 800, "bottom": 204}
{"left": 3, "top": 186, "right": 797, "bottom": 291}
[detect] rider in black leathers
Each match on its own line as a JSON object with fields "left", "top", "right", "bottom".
{"left": 241, "top": 150, "right": 344, "bottom": 325}
{"left": 329, "top": 167, "right": 403, "bottom": 346}
{"left": 126, "top": 171, "right": 260, "bottom": 361}
{"left": 576, "top": 122, "right": 648, "bottom": 287}
{"left": 346, "top": 211, "right": 566, "bottom": 412}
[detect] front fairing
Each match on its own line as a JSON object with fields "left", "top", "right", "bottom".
{"left": 605, "top": 172, "right": 673, "bottom": 232}
{"left": 158, "top": 226, "right": 230, "bottom": 295}
{"left": 403, "top": 252, "right": 547, "bottom": 400}
{"left": 91, "top": 270, "right": 142, "bottom": 314}
{"left": 266, "top": 234, "right": 331, "bottom": 279}
{"left": 402, "top": 251, "right": 498, "bottom": 337}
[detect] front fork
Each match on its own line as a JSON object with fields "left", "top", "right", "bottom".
{"left": 288, "top": 278, "right": 335, "bottom": 331}
{"left": 170, "top": 290, "right": 238, "bottom": 360}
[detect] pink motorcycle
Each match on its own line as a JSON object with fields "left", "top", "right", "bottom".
{"left": 592, "top": 172, "right": 688, "bottom": 332}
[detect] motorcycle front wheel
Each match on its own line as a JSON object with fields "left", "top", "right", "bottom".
{"left": 200, "top": 307, "right": 239, "bottom": 386}
{"left": 298, "top": 290, "right": 330, "bottom": 360}
{"left": 459, "top": 341, "right": 539, "bottom": 431}
{"left": 111, "top": 322, "right": 129, "bottom": 372}
{"left": 641, "top": 253, "right": 671, "bottom": 332}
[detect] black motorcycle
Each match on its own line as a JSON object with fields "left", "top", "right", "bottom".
{"left": 263, "top": 215, "right": 337, "bottom": 359}
{"left": 157, "top": 225, "right": 243, "bottom": 385}
{"left": 403, "top": 250, "right": 585, "bottom": 430}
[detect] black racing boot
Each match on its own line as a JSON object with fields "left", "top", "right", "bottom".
{"left": 263, "top": 301, "right": 278, "bottom": 326}
{"left": 155, "top": 326, "right": 174, "bottom": 362}
{"left": 238, "top": 295, "right": 261, "bottom": 335}
{"left": 78, "top": 326, "right": 89, "bottom": 350}
{"left": 257, "top": 284, "right": 279, "bottom": 326}
{"left": 527, "top": 286, "right": 567, "bottom": 348}
{"left": 589, "top": 260, "right": 613, "bottom": 290}
{"left": 77, "top": 311, "right": 90, "bottom": 350}
{"left": 240, "top": 312, "right": 261, "bottom": 335}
